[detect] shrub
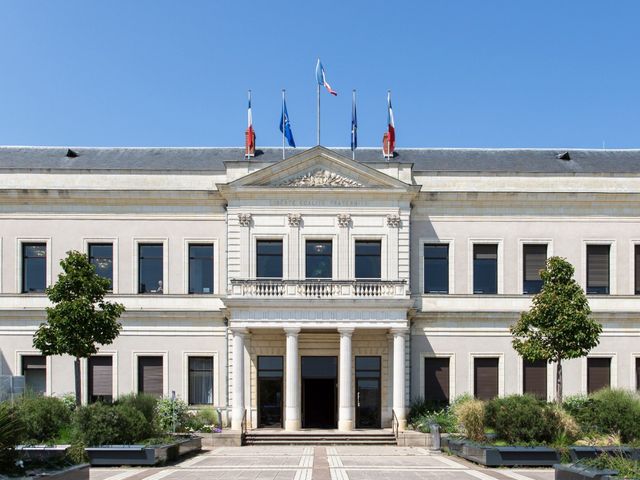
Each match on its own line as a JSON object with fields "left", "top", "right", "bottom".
{"left": 73, "top": 402, "right": 150, "bottom": 446}
{"left": 453, "top": 398, "right": 485, "bottom": 442}
{"left": 15, "top": 394, "right": 72, "bottom": 443}
{"left": 155, "top": 397, "right": 190, "bottom": 433}
{"left": 548, "top": 404, "right": 581, "bottom": 442}
{"left": 584, "top": 389, "right": 640, "bottom": 443}
{"left": 485, "top": 395, "right": 557, "bottom": 444}
{"left": 116, "top": 393, "right": 158, "bottom": 426}
{"left": 411, "top": 408, "right": 457, "bottom": 434}
{"left": 408, "top": 397, "right": 448, "bottom": 424}
{"left": 585, "top": 453, "right": 640, "bottom": 479}
{"left": 0, "top": 402, "right": 24, "bottom": 473}
{"left": 185, "top": 408, "right": 220, "bottom": 433}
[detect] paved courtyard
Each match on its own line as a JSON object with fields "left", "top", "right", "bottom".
{"left": 89, "top": 446, "right": 555, "bottom": 480}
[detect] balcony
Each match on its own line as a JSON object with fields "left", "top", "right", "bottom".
{"left": 230, "top": 279, "right": 407, "bottom": 298}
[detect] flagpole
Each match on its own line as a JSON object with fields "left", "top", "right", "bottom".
{"left": 317, "top": 82, "right": 320, "bottom": 145}
{"left": 282, "top": 89, "right": 286, "bottom": 160}
{"left": 352, "top": 89, "right": 356, "bottom": 161}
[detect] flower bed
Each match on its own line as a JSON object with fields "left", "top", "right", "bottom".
{"left": 554, "top": 463, "right": 619, "bottom": 480}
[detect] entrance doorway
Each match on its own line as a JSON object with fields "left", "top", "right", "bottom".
{"left": 301, "top": 356, "right": 337, "bottom": 428}
{"left": 355, "top": 356, "right": 381, "bottom": 428}
{"left": 258, "top": 356, "right": 283, "bottom": 428}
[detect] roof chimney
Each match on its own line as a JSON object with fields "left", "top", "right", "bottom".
{"left": 557, "top": 151, "right": 571, "bottom": 161}
{"left": 382, "top": 132, "right": 394, "bottom": 158}
{"left": 65, "top": 149, "right": 78, "bottom": 158}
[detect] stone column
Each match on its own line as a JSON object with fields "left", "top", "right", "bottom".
{"left": 285, "top": 327, "right": 301, "bottom": 431}
{"left": 338, "top": 327, "right": 354, "bottom": 431}
{"left": 231, "top": 328, "right": 247, "bottom": 431}
{"left": 392, "top": 327, "right": 408, "bottom": 431}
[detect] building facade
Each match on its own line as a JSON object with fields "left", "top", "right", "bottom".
{"left": 0, "top": 145, "right": 639, "bottom": 431}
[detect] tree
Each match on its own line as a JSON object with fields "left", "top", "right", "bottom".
{"left": 33, "top": 251, "right": 125, "bottom": 405}
{"left": 510, "top": 256, "right": 602, "bottom": 402}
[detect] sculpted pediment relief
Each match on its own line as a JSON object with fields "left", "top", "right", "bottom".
{"left": 278, "top": 169, "right": 364, "bottom": 188}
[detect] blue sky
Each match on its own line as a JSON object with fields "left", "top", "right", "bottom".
{"left": 0, "top": 0, "right": 639, "bottom": 149}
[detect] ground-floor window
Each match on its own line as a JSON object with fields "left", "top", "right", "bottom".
{"left": 22, "top": 355, "right": 46, "bottom": 395}
{"left": 522, "top": 359, "right": 547, "bottom": 400}
{"left": 474, "top": 357, "right": 499, "bottom": 400}
{"left": 89, "top": 355, "right": 113, "bottom": 403}
{"left": 423, "top": 357, "right": 450, "bottom": 407}
{"left": 188, "top": 356, "right": 214, "bottom": 405}
{"left": 587, "top": 357, "right": 611, "bottom": 394}
{"left": 637, "top": 357, "right": 640, "bottom": 391}
{"left": 138, "top": 356, "right": 163, "bottom": 397}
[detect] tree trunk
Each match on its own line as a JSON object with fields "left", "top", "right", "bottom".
{"left": 555, "top": 358, "right": 563, "bottom": 404}
{"left": 74, "top": 357, "right": 82, "bottom": 406}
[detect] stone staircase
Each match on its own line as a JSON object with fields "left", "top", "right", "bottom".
{"left": 244, "top": 429, "right": 397, "bottom": 446}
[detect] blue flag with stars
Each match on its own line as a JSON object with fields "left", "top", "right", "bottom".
{"left": 279, "top": 99, "right": 296, "bottom": 148}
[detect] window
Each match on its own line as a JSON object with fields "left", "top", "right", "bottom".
{"left": 636, "top": 358, "right": 640, "bottom": 391}
{"left": 474, "top": 357, "right": 499, "bottom": 400}
{"left": 138, "top": 356, "right": 163, "bottom": 397}
{"left": 523, "top": 244, "right": 547, "bottom": 294}
{"left": 22, "top": 243, "right": 46, "bottom": 293}
{"left": 586, "top": 245, "right": 610, "bottom": 294}
{"left": 587, "top": 357, "right": 611, "bottom": 394}
{"left": 188, "top": 357, "right": 214, "bottom": 405}
{"left": 473, "top": 244, "right": 498, "bottom": 294}
{"left": 22, "top": 355, "right": 46, "bottom": 395}
{"left": 256, "top": 240, "right": 283, "bottom": 278}
{"left": 89, "top": 243, "right": 113, "bottom": 289}
{"left": 138, "top": 244, "right": 163, "bottom": 294}
{"left": 424, "top": 357, "right": 450, "bottom": 406}
{"left": 355, "top": 240, "right": 381, "bottom": 279}
{"left": 424, "top": 244, "right": 449, "bottom": 294}
{"left": 523, "top": 359, "right": 547, "bottom": 400}
{"left": 635, "top": 245, "right": 640, "bottom": 295}
{"left": 88, "top": 356, "right": 113, "bottom": 403}
{"left": 189, "top": 244, "right": 214, "bottom": 294}
{"left": 306, "top": 240, "right": 332, "bottom": 279}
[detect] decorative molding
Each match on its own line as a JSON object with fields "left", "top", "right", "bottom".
{"left": 237, "top": 213, "right": 252, "bottom": 227}
{"left": 337, "top": 213, "right": 352, "bottom": 228}
{"left": 279, "top": 169, "right": 364, "bottom": 188}
{"left": 386, "top": 214, "right": 401, "bottom": 228}
{"left": 287, "top": 213, "right": 302, "bottom": 227}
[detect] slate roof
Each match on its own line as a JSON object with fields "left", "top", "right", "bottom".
{"left": 0, "top": 146, "right": 639, "bottom": 175}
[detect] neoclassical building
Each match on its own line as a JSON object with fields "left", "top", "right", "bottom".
{"left": 0, "top": 144, "right": 639, "bottom": 432}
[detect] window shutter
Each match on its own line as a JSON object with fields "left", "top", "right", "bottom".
{"left": 474, "top": 245, "right": 497, "bottom": 260}
{"left": 587, "top": 357, "right": 611, "bottom": 394}
{"left": 587, "top": 245, "right": 610, "bottom": 290}
{"left": 635, "top": 246, "right": 640, "bottom": 295}
{"left": 523, "top": 245, "right": 547, "bottom": 281}
{"left": 474, "top": 358, "right": 499, "bottom": 400}
{"left": 138, "top": 356, "right": 163, "bottom": 397}
{"left": 424, "top": 358, "right": 450, "bottom": 405}
{"left": 636, "top": 358, "right": 640, "bottom": 392}
{"left": 22, "top": 355, "right": 46, "bottom": 370}
{"left": 89, "top": 356, "right": 113, "bottom": 398}
{"left": 523, "top": 359, "right": 547, "bottom": 400}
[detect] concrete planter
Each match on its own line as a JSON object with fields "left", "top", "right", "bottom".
{"left": 442, "top": 438, "right": 561, "bottom": 467}
{"left": 569, "top": 447, "right": 640, "bottom": 462}
{"left": 554, "top": 463, "right": 619, "bottom": 480}
{"left": 15, "top": 445, "right": 71, "bottom": 462}
{"left": 21, "top": 463, "right": 90, "bottom": 480}
{"left": 396, "top": 431, "right": 433, "bottom": 447}
{"left": 85, "top": 436, "right": 201, "bottom": 466}
{"left": 198, "top": 431, "right": 242, "bottom": 448}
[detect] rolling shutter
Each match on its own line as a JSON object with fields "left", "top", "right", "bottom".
{"left": 89, "top": 356, "right": 113, "bottom": 400}
{"left": 474, "top": 357, "right": 499, "bottom": 400}
{"left": 424, "top": 358, "right": 450, "bottom": 405}
{"left": 523, "top": 245, "right": 547, "bottom": 282}
{"left": 635, "top": 246, "right": 640, "bottom": 295}
{"left": 587, "top": 357, "right": 611, "bottom": 394}
{"left": 636, "top": 358, "right": 640, "bottom": 392}
{"left": 587, "top": 245, "right": 610, "bottom": 294}
{"left": 22, "top": 355, "right": 46, "bottom": 394}
{"left": 523, "top": 359, "right": 547, "bottom": 400}
{"left": 138, "top": 356, "right": 163, "bottom": 397}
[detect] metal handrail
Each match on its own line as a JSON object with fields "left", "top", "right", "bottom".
{"left": 392, "top": 410, "right": 399, "bottom": 439}
{"left": 240, "top": 409, "right": 247, "bottom": 436}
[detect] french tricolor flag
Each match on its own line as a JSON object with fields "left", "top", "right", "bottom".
{"left": 316, "top": 59, "right": 337, "bottom": 96}
{"left": 387, "top": 91, "right": 395, "bottom": 151}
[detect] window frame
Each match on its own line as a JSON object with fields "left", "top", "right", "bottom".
{"left": 469, "top": 240, "right": 503, "bottom": 295}
{"left": 183, "top": 351, "right": 219, "bottom": 405}
{"left": 518, "top": 239, "right": 552, "bottom": 295}
{"left": 582, "top": 353, "right": 617, "bottom": 393}
{"left": 134, "top": 239, "right": 168, "bottom": 294}
{"left": 15, "top": 350, "right": 52, "bottom": 395}
{"left": 87, "top": 242, "right": 115, "bottom": 292}
{"left": 304, "top": 239, "right": 333, "bottom": 279}
{"left": 631, "top": 240, "right": 640, "bottom": 295}
{"left": 581, "top": 240, "right": 616, "bottom": 295}
{"left": 469, "top": 352, "right": 504, "bottom": 399}
{"left": 83, "top": 238, "right": 118, "bottom": 293}
{"left": 422, "top": 242, "right": 451, "bottom": 294}
{"left": 17, "top": 239, "right": 51, "bottom": 294}
{"left": 84, "top": 352, "right": 117, "bottom": 404}
{"left": 255, "top": 238, "right": 285, "bottom": 279}
{"left": 131, "top": 351, "right": 168, "bottom": 397}
{"left": 353, "top": 238, "right": 384, "bottom": 280}
{"left": 419, "top": 352, "right": 455, "bottom": 404}
{"left": 186, "top": 242, "right": 216, "bottom": 295}
{"left": 300, "top": 233, "right": 337, "bottom": 280}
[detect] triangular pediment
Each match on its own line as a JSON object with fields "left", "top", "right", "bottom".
{"left": 220, "top": 146, "right": 414, "bottom": 192}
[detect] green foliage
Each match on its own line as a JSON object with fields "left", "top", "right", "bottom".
{"left": 567, "top": 389, "right": 640, "bottom": 443}
{"left": 66, "top": 442, "right": 88, "bottom": 464}
{"left": 453, "top": 398, "right": 485, "bottom": 442}
{"left": 73, "top": 402, "right": 150, "bottom": 446}
{"left": 0, "top": 402, "right": 25, "bottom": 472}
{"left": 485, "top": 395, "right": 558, "bottom": 444}
{"left": 15, "top": 394, "right": 72, "bottom": 443}
{"left": 60, "top": 393, "right": 78, "bottom": 413}
{"left": 116, "top": 393, "right": 158, "bottom": 427}
{"left": 185, "top": 408, "right": 220, "bottom": 433}
{"left": 585, "top": 453, "right": 640, "bottom": 478}
{"left": 510, "top": 256, "right": 601, "bottom": 401}
{"left": 155, "top": 397, "right": 191, "bottom": 433}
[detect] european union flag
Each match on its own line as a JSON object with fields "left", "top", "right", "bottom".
{"left": 279, "top": 99, "right": 296, "bottom": 148}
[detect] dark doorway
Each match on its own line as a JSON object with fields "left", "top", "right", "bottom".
{"left": 355, "top": 356, "right": 381, "bottom": 428}
{"left": 301, "top": 356, "right": 337, "bottom": 429}
{"left": 258, "top": 356, "right": 283, "bottom": 428}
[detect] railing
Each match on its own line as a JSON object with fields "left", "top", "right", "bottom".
{"left": 392, "top": 410, "right": 399, "bottom": 439}
{"left": 230, "top": 279, "right": 407, "bottom": 298}
{"left": 241, "top": 409, "right": 247, "bottom": 437}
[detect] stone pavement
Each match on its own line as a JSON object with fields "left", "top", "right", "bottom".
{"left": 89, "top": 445, "right": 555, "bottom": 480}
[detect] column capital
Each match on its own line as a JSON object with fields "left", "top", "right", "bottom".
{"left": 237, "top": 213, "right": 252, "bottom": 227}
{"left": 390, "top": 327, "right": 409, "bottom": 335}
{"left": 284, "top": 327, "right": 301, "bottom": 336}
{"left": 337, "top": 327, "right": 355, "bottom": 336}
{"left": 230, "top": 327, "right": 248, "bottom": 336}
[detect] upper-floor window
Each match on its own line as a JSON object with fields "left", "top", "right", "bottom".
{"left": 424, "top": 244, "right": 449, "bottom": 294}
{"left": 22, "top": 243, "right": 46, "bottom": 293}
{"left": 306, "top": 240, "right": 332, "bottom": 279}
{"left": 256, "top": 240, "right": 283, "bottom": 278}
{"left": 355, "top": 240, "right": 381, "bottom": 279}
{"left": 138, "top": 244, "right": 163, "bottom": 294}
{"left": 188, "top": 356, "right": 214, "bottom": 405}
{"left": 586, "top": 244, "right": 610, "bottom": 295}
{"left": 473, "top": 244, "right": 497, "bottom": 294}
{"left": 635, "top": 245, "right": 640, "bottom": 295}
{"left": 88, "top": 243, "right": 113, "bottom": 290}
{"left": 189, "top": 244, "right": 214, "bottom": 294}
{"left": 523, "top": 244, "right": 547, "bottom": 294}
